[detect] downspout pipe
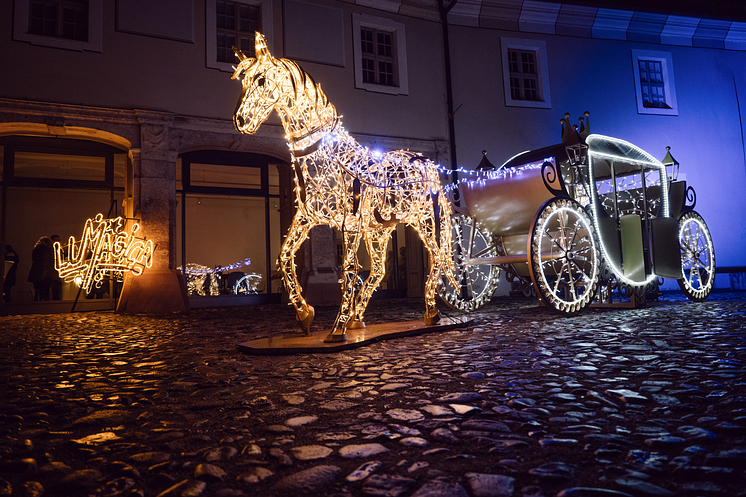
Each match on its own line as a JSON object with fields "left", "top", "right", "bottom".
{"left": 438, "top": 0, "right": 459, "bottom": 185}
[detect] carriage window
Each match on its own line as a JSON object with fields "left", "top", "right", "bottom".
{"left": 13, "top": 0, "right": 102, "bottom": 51}
{"left": 353, "top": 14, "right": 409, "bottom": 96}
{"left": 631, "top": 50, "right": 678, "bottom": 116}
{"left": 500, "top": 38, "right": 551, "bottom": 109}
{"left": 206, "top": 0, "right": 273, "bottom": 72}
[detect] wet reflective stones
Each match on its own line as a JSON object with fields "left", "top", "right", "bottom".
{"left": 0, "top": 294, "right": 745, "bottom": 496}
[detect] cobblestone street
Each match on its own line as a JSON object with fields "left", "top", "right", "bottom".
{"left": 1, "top": 291, "right": 745, "bottom": 497}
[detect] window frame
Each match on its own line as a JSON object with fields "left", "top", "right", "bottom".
{"left": 13, "top": 0, "right": 103, "bottom": 52}
{"left": 500, "top": 38, "right": 551, "bottom": 109}
{"left": 631, "top": 49, "right": 678, "bottom": 116}
{"left": 0, "top": 136, "right": 122, "bottom": 190}
{"left": 353, "top": 13, "right": 408, "bottom": 96}
{"left": 206, "top": 0, "right": 273, "bottom": 72}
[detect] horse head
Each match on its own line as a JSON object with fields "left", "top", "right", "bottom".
{"left": 232, "top": 32, "right": 286, "bottom": 134}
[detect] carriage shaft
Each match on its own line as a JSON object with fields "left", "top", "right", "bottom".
{"left": 463, "top": 254, "right": 561, "bottom": 266}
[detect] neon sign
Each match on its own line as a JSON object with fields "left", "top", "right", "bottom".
{"left": 54, "top": 213, "right": 154, "bottom": 293}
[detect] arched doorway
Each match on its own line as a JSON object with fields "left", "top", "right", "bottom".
{"left": 0, "top": 133, "right": 130, "bottom": 311}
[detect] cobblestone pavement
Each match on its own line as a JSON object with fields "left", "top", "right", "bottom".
{"left": 1, "top": 291, "right": 745, "bottom": 497}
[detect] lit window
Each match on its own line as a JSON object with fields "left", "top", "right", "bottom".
{"left": 353, "top": 14, "right": 408, "bottom": 95}
{"left": 206, "top": 0, "right": 273, "bottom": 72}
{"left": 13, "top": 0, "right": 102, "bottom": 52}
{"left": 631, "top": 50, "right": 678, "bottom": 115}
{"left": 501, "top": 38, "right": 551, "bottom": 109}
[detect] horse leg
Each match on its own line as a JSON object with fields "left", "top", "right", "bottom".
{"left": 352, "top": 228, "right": 394, "bottom": 324}
{"left": 326, "top": 231, "right": 362, "bottom": 342}
{"left": 414, "top": 223, "right": 442, "bottom": 325}
{"left": 279, "top": 214, "right": 315, "bottom": 335}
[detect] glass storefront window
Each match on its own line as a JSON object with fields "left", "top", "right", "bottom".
{"left": 114, "top": 153, "right": 126, "bottom": 189}
{"left": 14, "top": 151, "right": 106, "bottom": 182}
{"left": 190, "top": 163, "right": 262, "bottom": 189}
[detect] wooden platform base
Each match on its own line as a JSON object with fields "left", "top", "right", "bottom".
{"left": 237, "top": 316, "right": 473, "bottom": 355}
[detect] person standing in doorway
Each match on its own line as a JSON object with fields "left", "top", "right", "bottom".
{"left": 27, "top": 236, "right": 54, "bottom": 301}
{"left": 3, "top": 245, "right": 19, "bottom": 302}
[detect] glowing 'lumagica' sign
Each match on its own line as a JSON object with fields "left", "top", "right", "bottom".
{"left": 54, "top": 214, "right": 154, "bottom": 293}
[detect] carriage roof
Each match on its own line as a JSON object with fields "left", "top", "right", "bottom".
{"left": 585, "top": 134, "right": 666, "bottom": 180}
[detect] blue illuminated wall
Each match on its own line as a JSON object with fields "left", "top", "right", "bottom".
{"left": 448, "top": 16, "right": 746, "bottom": 289}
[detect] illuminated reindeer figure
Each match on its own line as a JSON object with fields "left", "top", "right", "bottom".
{"left": 232, "top": 33, "right": 456, "bottom": 342}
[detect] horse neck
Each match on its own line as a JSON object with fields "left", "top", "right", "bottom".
{"left": 277, "top": 66, "right": 339, "bottom": 152}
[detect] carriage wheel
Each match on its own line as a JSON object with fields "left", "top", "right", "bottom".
{"left": 677, "top": 211, "right": 715, "bottom": 302}
{"left": 233, "top": 274, "right": 260, "bottom": 294}
{"left": 529, "top": 198, "right": 599, "bottom": 315}
{"left": 438, "top": 213, "right": 500, "bottom": 312}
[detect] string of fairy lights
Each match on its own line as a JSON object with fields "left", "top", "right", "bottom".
{"left": 232, "top": 32, "right": 456, "bottom": 339}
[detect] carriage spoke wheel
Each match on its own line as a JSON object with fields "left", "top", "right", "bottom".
{"left": 438, "top": 213, "right": 500, "bottom": 312}
{"left": 678, "top": 211, "right": 715, "bottom": 302}
{"left": 529, "top": 198, "right": 599, "bottom": 315}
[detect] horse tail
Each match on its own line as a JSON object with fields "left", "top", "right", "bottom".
{"left": 428, "top": 176, "right": 458, "bottom": 290}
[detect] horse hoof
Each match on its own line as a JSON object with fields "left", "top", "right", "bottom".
{"left": 347, "top": 319, "right": 366, "bottom": 329}
{"left": 324, "top": 332, "right": 348, "bottom": 343}
{"left": 424, "top": 309, "right": 441, "bottom": 325}
{"left": 296, "top": 305, "right": 315, "bottom": 335}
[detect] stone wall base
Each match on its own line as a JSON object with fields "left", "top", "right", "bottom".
{"left": 117, "top": 269, "right": 190, "bottom": 314}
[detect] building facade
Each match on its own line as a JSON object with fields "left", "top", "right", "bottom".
{"left": 1, "top": 0, "right": 744, "bottom": 313}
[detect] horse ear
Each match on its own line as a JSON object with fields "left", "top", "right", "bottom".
{"left": 255, "top": 32, "right": 272, "bottom": 60}
{"left": 233, "top": 46, "right": 249, "bottom": 62}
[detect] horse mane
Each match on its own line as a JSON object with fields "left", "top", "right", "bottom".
{"left": 275, "top": 58, "right": 340, "bottom": 146}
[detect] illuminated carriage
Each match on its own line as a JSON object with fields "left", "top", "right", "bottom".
{"left": 439, "top": 113, "right": 715, "bottom": 315}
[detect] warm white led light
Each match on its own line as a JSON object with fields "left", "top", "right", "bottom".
{"left": 233, "top": 33, "right": 456, "bottom": 339}
{"left": 54, "top": 213, "right": 154, "bottom": 293}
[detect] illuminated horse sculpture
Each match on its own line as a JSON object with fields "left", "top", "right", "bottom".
{"left": 232, "top": 32, "right": 456, "bottom": 342}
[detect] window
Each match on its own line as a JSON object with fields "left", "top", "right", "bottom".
{"left": 0, "top": 136, "right": 122, "bottom": 189}
{"left": 176, "top": 151, "right": 284, "bottom": 299}
{"left": 508, "top": 48, "right": 540, "bottom": 101}
{"left": 360, "top": 27, "right": 395, "bottom": 86}
{"left": 500, "top": 38, "right": 551, "bottom": 109}
{"left": 353, "top": 14, "right": 408, "bottom": 95}
{"left": 216, "top": 0, "right": 259, "bottom": 62}
{"left": 632, "top": 50, "right": 678, "bottom": 116}
{"left": 13, "top": 0, "right": 102, "bottom": 52}
{"left": 29, "top": 0, "right": 88, "bottom": 41}
{"left": 206, "top": 0, "right": 273, "bottom": 72}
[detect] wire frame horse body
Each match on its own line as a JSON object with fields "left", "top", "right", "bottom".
{"left": 232, "top": 33, "right": 455, "bottom": 341}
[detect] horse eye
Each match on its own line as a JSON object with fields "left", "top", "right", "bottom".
{"left": 257, "top": 77, "right": 265, "bottom": 87}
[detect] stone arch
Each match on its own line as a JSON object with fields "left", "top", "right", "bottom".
{"left": 0, "top": 123, "right": 132, "bottom": 151}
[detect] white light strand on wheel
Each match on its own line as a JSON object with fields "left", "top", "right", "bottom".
{"left": 531, "top": 201, "right": 598, "bottom": 313}
{"left": 678, "top": 213, "right": 715, "bottom": 299}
